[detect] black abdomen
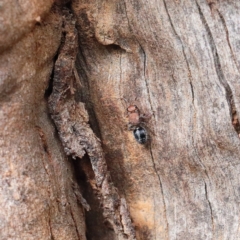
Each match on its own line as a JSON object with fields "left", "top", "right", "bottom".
{"left": 133, "top": 127, "right": 147, "bottom": 144}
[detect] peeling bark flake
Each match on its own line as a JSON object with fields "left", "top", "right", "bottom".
{"left": 48, "top": 8, "right": 136, "bottom": 240}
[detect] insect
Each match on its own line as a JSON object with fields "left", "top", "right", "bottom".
{"left": 133, "top": 127, "right": 148, "bottom": 144}
{"left": 126, "top": 104, "right": 150, "bottom": 144}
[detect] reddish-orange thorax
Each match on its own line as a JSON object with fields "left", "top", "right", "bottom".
{"left": 128, "top": 112, "right": 140, "bottom": 125}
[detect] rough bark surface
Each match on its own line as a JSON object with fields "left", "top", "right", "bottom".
{"left": 0, "top": 2, "right": 86, "bottom": 240}
{"left": 0, "top": 0, "right": 240, "bottom": 240}
{"left": 48, "top": 9, "right": 136, "bottom": 240}
{"left": 71, "top": 0, "right": 240, "bottom": 239}
{"left": 0, "top": 0, "right": 54, "bottom": 53}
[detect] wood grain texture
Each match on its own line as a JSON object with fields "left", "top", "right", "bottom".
{"left": 72, "top": 0, "right": 240, "bottom": 239}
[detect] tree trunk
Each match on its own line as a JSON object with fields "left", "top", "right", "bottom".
{"left": 0, "top": 0, "right": 240, "bottom": 240}
{"left": 0, "top": 2, "right": 86, "bottom": 240}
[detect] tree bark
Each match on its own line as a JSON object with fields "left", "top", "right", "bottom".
{"left": 0, "top": 2, "right": 86, "bottom": 240}
{"left": 0, "top": 0, "right": 240, "bottom": 240}
{"left": 71, "top": 0, "right": 240, "bottom": 239}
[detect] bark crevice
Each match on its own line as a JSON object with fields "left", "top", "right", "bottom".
{"left": 69, "top": 200, "right": 82, "bottom": 239}
{"left": 137, "top": 41, "right": 155, "bottom": 115}
{"left": 217, "top": 10, "right": 240, "bottom": 74}
{"left": 163, "top": 0, "right": 195, "bottom": 105}
{"left": 122, "top": 0, "right": 131, "bottom": 33}
{"left": 149, "top": 146, "right": 170, "bottom": 240}
{"left": 48, "top": 6, "right": 136, "bottom": 240}
{"left": 48, "top": 208, "right": 54, "bottom": 240}
{"left": 195, "top": 0, "right": 239, "bottom": 136}
{"left": 72, "top": 181, "right": 91, "bottom": 211}
{"left": 204, "top": 181, "right": 215, "bottom": 236}
{"left": 36, "top": 125, "right": 59, "bottom": 239}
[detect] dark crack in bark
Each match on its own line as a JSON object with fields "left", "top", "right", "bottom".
{"left": 48, "top": 8, "right": 136, "bottom": 240}
{"left": 72, "top": 181, "right": 90, "bottom": 211}
{"left": 162, "top": 3, "right": 218, "bottom": 238}
{"left": 137, "top": 41, "right": 156, "bottom": 114}
{"left": 48, "top": 208, "right": 54, "bottom": 240}
{"left": 195, "top": 0, "right": 239, "bottom": 137}
{"left": 217, "top": 10, "right": 240, "bottom": 136}
{"left": 69, "top": 200, "right": 82, "bottom": 240}
{"left": 149, "top": 146, "right": 170, "bottom": 240}
{"left": 163, "top": 0, "right": 195, "bottom": 105}
{"left": 204, "top": 181, "right": 215, "bottom": 237}
{"left": 217, "top": 10, "right": 240, "bottom": 74}
{"left": 36, "top": 126, "right": 56, "bottom": 239}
